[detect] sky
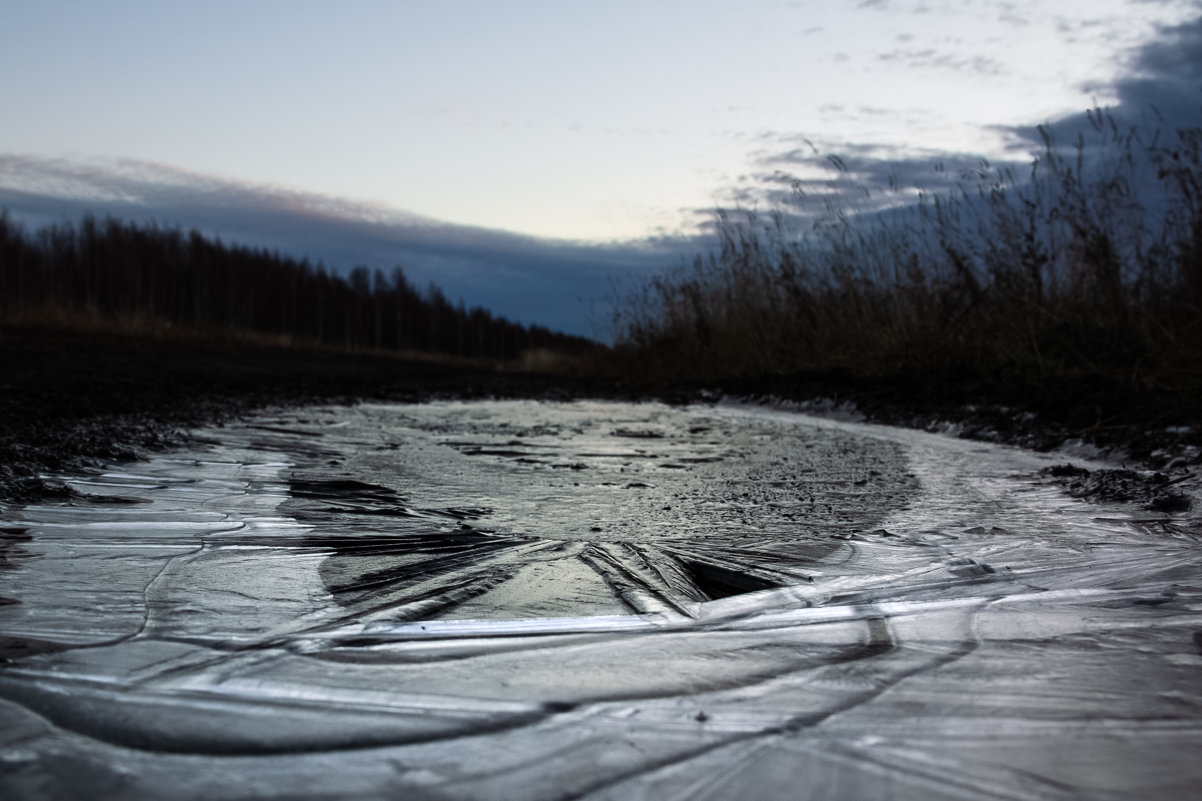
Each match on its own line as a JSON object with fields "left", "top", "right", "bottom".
{"left": 2, "top": 0, "right": 1201, "bottom": 338}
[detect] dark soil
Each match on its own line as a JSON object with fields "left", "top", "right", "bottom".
{"left": 3, "top": 324, "right": 1199, "bottom": 505}
{"left": 1039, "top": 464, "right": 1193, "bottom": 512}
{"left": 0, "top": 325, "right": 617, "bottom": 503}
{"left": 654, "top": 367, "right": 1202, "bottom": 467}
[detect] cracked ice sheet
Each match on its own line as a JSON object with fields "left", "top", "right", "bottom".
{"left": 0, "top": 400, "right": 1200, "bottom": 800}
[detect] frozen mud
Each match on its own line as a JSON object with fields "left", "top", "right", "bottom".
{"left": 1, "top": 400, "right": 1200, "bottom": 800}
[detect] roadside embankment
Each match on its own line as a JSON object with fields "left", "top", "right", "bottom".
{"left": 3, "top": 323, "right": 1197, "bottom": 506}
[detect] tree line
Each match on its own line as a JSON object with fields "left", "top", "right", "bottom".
{"left": 0, "top": 212, "right": 595, "bottom": 359}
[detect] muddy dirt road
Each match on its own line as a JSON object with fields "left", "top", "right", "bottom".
{"left": 1, "top": 400, "right": 1200, "bottom": 800}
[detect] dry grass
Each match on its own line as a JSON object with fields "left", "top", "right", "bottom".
{"left": 1, "top": 301, "right": 555, "bottom": 373}
{"left": 603, "top": 109, "right": 1202, "bottom": 392}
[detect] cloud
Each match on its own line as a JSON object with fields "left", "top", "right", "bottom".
{"left": 877, "top": 48, "right": 1006, "bottom": 76}
{"left": 732, "top": 8, "right": 1202, "bottom": 226}
{"left": 715, "top": 131, "right": 1024, "bottom": 228}
{"left": 994, "top": 3, "right": 1030, "bottom": 27}
{"left": 855, "top": 0, "right": 934, "bottom": 14}
{"left": 0, "top": 156, "right": 696, "bottom": 339}
{"left": 1113, "top": 13, "right": 1202, "bottom": 125}
{"left": 995, "top": 12, "right": 1202, "bottom": 152}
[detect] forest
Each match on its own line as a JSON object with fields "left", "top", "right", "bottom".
{"left": 0, "top": 212, "right": 595, "bottom": 361}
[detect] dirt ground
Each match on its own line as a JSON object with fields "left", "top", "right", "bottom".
{"left": 2, "top": 323, "right": 1198, "bottom": 505}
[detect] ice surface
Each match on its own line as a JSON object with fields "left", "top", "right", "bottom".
{"left": 1, "top": 400, "right": 1200, "bottom": 800}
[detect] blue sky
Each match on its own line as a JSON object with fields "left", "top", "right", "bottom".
{"left": 2, "top": 0, "right": 1200, "bottom": 337}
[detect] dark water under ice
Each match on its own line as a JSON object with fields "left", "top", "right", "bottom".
{"left": 1, "top": 400, "right": 1200, "bottom": 800}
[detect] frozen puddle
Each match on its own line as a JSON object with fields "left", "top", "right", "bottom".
{"left": 1, "top": 400, "right": 1200, "bottom": 800}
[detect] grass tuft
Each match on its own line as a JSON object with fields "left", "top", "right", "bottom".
{"left": 602, "top": 108, "right": 1202, "bottom": 396}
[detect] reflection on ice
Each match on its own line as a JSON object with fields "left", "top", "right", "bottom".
{"left": 1, "top": 400, "right": 1200, "bottom": 800}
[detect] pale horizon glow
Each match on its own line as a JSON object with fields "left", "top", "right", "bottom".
{"left": 3, "top": 0, "right": 1197, "bottom": 243}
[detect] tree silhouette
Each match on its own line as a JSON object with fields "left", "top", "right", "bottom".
{"left": 0, "top": 211, "right": 595, "bottom": 359}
